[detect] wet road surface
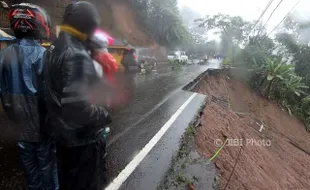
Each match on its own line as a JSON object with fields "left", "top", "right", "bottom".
{"left": 106, "top": 61, "right": 220, "bottom": 189}
{"left": 0, "top": 61, "right": 219, "bottom": 190}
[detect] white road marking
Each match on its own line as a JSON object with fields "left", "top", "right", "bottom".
{"left": 105, "top": 93, "right": 198, "bottom": 190}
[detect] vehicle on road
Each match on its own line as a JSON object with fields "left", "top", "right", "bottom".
{"left": 121, "top": 48, "right": 139, "bottom": 70}
{"left": 107, "top": 39, "right": 136, "bottom": 71}
{"left": 167, "top": 52, "right": 176, "bottom": 61}
{"left": 180, "top": 51, "right": 189, "bottom": 63}
{"left": 120, "top": 47, "right": 157, "bottom": 72}
{"left": 167, "top": 51, "right": 188, "bottom": 64}
{"left": 204, "top": 55, "right": 208, "bottom": 62}
{"left": 136, "top": 47, "right": 158, "bottom": 71}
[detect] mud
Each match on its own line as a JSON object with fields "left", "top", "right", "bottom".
{"left": 194, "top": 70, "right": 310, "bottom": 190}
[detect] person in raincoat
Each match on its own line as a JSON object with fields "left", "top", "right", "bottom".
{"left": 89, "top": 28, "right": 118, "bottom": 79}
{"left": 43, "top": 2, "right": 112, "bottom": 189}
{"left": 0, "top": 3, "right": 58, "bottom": 190}
{"left": 88, "top": 28, "right": 130, "bottom": 107}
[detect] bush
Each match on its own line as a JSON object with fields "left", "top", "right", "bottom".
{"left": 223, "top": 57, "right": 233, "bottom": 65}
{"left": 247, "top": 56, "right": 310, "bottom": 131}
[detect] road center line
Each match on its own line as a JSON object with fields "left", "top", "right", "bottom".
{"left": 105, "top": 92, "right": 198, "bottom": 190}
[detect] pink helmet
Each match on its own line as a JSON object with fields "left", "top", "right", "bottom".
{"left": 89, "top": 28, "right": 114, "bottom": 50}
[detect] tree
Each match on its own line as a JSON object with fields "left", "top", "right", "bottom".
{"left": 184, "top": 40, "right": 220, "bottom": 57}
{"left": 235, "top": 34, "right": 276, "bottom": 69}
{"left": 180, "top": 6, "right": 207, "bottom": 44}
{"left": 193, "top": 12, "right": 310, "bottom": 130}
{"left": 275, "top": 16, "right": 310, "bottom": 92}
{"left": 194, "top": 14, "right": 268, "bottom": 65}
{"left": 196, "top": 14, "right": 255, "bottom": 46}
{"left": 129, "top": 0, "right": 189, "bottom": 47}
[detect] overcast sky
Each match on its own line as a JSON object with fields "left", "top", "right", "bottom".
{"left": 178, "top": 0, "right": 310, "bottom": 35}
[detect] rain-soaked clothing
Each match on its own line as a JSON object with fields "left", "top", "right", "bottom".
{"left": 0, "top": 39, "right": 45, "bottom": 142}
{"left": 43, "top": 2, "right": 110, "bottom": 189}
{"left": 56, "top": 138, "right": 107, "bottom": 189}
{"left": 0, "top": 39, "right": 58, "bottom": 190}
{"left": 18, "top": 138, "right": 58, "bottom": 190}
{"left": 43, "top": 27, "right": 110, "bottom": 190}
{"left": 43, "top": 28, "right": 111, "bottom": 147}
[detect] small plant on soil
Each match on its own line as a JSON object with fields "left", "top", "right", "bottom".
{"left": 176, "top": 175, "right": 187, "bottom": 184}
{"left": 186, "top": 125, "right": 195, "bottom": 136}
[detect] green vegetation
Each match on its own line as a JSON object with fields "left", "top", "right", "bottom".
{"left": 170, "top": 60, "right": 183, "bottom": 71}
{"left": 186, "top": 125, "right": 195, "bottom": 136}
{"left": 197, "top": 14, "right": 310, "bottom": 131}
{"left": 244, "top": 17, "right": 310, "bottom": 131}
{"left": 176, "top": 175, "right": 187, "bottom": 184}
{"left": 124, "top": 2, "right": 310, "bottom": 130}
{"left": 223, "top": 57, "right": 233, "bottom": 66}
{"left": 129, "top": 0, "right": 189, "bottom": 48}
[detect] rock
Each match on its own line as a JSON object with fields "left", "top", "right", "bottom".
{"left": 189, "top": 151, "right": 200, "bottom": 160}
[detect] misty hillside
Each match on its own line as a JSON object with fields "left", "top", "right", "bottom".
{"left": 1, "top": 0, "right": 156, "bottom": 46}
{"left": 0, "top": 0, "right": 192, "bottom": 60}
{"left": 180, "top": 6, "right": 208, "bottom": 43}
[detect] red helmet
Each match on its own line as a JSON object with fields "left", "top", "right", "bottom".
{"left": 9, "top": 3, "right": 51, "bottom": 40}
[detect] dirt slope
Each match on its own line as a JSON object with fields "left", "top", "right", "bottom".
{"left": 1, "top": 0, "right": 157, "bottom": 47}
{"left": 194, "top": 71, "right": 310, "bottom": 190}
{"left": 109, "top": 1, "right": 154, "bottom": 46}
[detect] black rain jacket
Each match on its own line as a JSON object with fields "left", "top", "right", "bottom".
{"left": 43, "top": 31, "right": 111, "bottom": 147}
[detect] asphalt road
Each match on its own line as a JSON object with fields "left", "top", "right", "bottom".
{"left": 0, "top": 61, "right": 220, "bottom": 190}
{"left": 106, "top": 61, "right": 220, "bottom": 189}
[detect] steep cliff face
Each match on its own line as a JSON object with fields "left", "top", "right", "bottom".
{"left": 0, "top": 0, "right": 167, "bottom": 60}
{"left": 1, "top": 0, "right": 155, "bottom": 46}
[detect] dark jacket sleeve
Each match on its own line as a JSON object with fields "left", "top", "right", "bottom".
{"left": 60, "top": 53, "right": 111, "bottom": 127}
{"left": 0, "top": 51, "right": 3, "bottom": 96}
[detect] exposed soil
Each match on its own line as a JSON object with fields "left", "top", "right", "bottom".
{"left": 108, "top": 0, "right": 167, "bottom": 60}
{"left": 110, "top": 0, "right": 154, "bottom": 46}
{"left": 1, "top": 0, "right": 160, "bottom": 46}
{"left": 194, "top": 70, "right": 310, "bottom": 190}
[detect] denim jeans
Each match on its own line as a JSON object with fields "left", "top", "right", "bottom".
{"left": 18, "top": 137, "right": 59, "bottom": 190}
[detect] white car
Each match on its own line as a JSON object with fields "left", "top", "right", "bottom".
{"left": 167, "top": 52, "right": 176, "bottom": 61}
{"left": 167, "top": 51, "right": 188, "bottom": 63}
